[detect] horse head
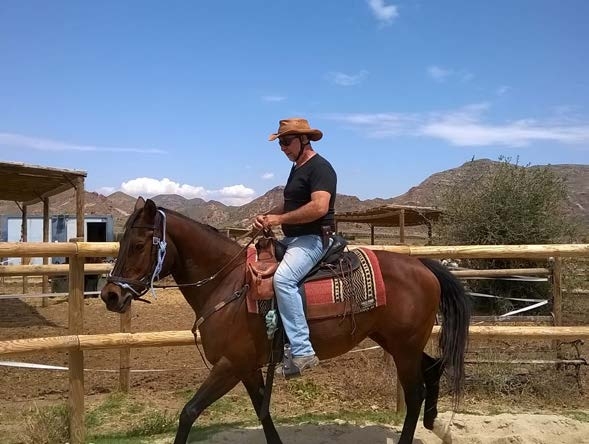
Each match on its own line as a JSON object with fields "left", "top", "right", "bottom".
{"left": 100, "top": 197, "right": 174, "bottom": 313}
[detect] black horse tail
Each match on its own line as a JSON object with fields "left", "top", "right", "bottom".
{"left": 420, "top": 258, "right": 471, "bottom": 408}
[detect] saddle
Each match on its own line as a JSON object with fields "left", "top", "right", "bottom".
{"left": 247, "top": 232, "right": 360, "bottom": 301}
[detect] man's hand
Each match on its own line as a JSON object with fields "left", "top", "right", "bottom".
{"left": 253, "top": 214, "right": 281, "bottom": 230}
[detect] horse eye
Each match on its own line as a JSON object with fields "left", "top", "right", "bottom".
{"left": 133, "top": 242, "right": 145, "bottom": 252}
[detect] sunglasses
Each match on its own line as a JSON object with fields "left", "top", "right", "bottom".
{"left": 278, "top": 136, "right": 298, "bottom": 147}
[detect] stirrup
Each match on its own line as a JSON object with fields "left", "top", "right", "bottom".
{"left": 277, "top": 353, "right": 319, "bottom": 379}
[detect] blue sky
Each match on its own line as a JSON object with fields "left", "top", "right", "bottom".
{"left": 1, "top": 1, "right": 588, "bottom": 205}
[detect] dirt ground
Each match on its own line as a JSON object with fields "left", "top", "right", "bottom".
{"left": 0, "top": 286, "right": 588, "bottom": 443}
{"left": 178, "top": 413, "right": 589, "bottom": 444}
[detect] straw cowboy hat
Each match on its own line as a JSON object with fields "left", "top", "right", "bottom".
{"left": 268, "top": 118, "right": 323, "bottom": 142}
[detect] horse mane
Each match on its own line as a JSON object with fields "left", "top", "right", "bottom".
{"left": 159, "top": 207, "right": 240, "bottom": 247}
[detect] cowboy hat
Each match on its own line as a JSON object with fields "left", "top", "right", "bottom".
{"left": 268, "top": 118, "right": 323, "bottom": 142}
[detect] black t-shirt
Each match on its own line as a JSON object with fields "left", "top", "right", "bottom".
{"left": 282, "top": 154, "right": 337, "bottom": 237}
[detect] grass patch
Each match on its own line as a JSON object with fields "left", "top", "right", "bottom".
{"left": 124, "top": 410, "right": 178, "bottom": 436}
{"left": 23, "top": 403, "right": 69, "bottom": 444}
{"left": 285, "top": 379, "right": 323, "bottom": 404}
{"left": 565, "top": 411, "right": 589, "bottom": 423}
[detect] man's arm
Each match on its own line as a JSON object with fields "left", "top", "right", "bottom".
{"left": 255, "top": 191, "right": 330, "bottom": 229}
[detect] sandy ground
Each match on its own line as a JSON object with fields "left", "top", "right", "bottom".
{"left": 1, "top": 288, "right": 588, "bottom": 443}
{"left": 160, "top": 412, "right": 589, "bottom": 444}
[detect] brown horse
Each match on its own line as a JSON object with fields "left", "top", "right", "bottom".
{"left": 100, "top": 197, "right": 470, "bottom": 444}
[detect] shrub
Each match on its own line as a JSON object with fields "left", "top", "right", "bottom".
{"left": 435, "top": 157, "right": 579, "bottom": 314}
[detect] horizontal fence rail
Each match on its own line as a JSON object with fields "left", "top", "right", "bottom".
{"left": 354, "top": 243, "right": 589, "bottom": 258}
{"left": 2, "top": 326, "right": 589, "bottom": 356}
{"left": 1, "top": 241, "right": 588, "bottom": 258}
{"left": 0, "top": 242, "right": 119, "bottom": 257}
{"left": 0, "top": 263, "right": 112, "bottom": 276}
{"left": 0, "top": 264, "right": 551, "bottom": 278}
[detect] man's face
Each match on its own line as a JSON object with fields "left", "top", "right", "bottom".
{"left": 278, "top": 135, "right": 300, "bottom": 161}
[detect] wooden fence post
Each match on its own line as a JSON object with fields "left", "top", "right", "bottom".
{"left": 120, "top": 309, "right": 132, "bottom": 392}
{"left": 68, "top": 240, "right": 85, "bottom": 444}
{"left": 551, "top": 257, "right": 563, "bottom": 326}
{"left": 550, "top": 257, "right": 564, "bottom": 366}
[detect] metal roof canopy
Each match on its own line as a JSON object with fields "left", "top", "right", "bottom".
{"left": 0, "top": 161, "right": 86, "bottom": 206}
{"left": 335, "top": 204, "right": 443, "bottom": 244}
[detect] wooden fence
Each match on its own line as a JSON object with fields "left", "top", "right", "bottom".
{"left": 0, "top": 241, "right": 588, "bottom": 443}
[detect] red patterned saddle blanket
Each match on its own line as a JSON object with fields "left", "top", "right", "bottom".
{"left": 246, "top": 247, "right": 386, "bottom": 320}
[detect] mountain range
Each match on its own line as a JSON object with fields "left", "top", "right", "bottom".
{"left": 1, "top": 159, "right": 587, "bottom": 234}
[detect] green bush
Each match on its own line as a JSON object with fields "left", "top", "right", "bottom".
{"left": 435, "top": 157, "right": 579, "bottom": 314}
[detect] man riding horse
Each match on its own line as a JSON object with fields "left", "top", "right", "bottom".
{"left": 254, "top": 117, "right": 337, "bottom": 378}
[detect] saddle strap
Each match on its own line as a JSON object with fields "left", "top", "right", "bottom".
{"left": 192, "top": 285, "right": 249, "bottom": 332}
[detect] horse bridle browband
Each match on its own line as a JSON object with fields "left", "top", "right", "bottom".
{"left": 107, "top": 207, "right": 260, "bottom": 301}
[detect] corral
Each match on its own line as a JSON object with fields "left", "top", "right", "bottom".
{"left": 0, "top": 241, "right": 588, "bottom": 443}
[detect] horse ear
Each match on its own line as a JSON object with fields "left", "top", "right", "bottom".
{"left": 134, "top": 197, "right": 146, "bottom": 211}
{"left": 144, "top": 199, "right": 158, "bottom": 219}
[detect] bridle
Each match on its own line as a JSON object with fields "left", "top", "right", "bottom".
{"left": 107, "top": 207, "right": 260, "bottom": 302}
{"left": 106, "top": 208, "right": 169, "bottom": 301}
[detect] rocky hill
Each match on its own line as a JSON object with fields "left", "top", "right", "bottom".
{"left": 1, "top": 159, "right": 587, "bottom": 234}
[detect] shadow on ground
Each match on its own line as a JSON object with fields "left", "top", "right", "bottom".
{"left": 0, "top": 299, "right": 59, "bottom": 328}
{"left": 187, "top": 423, "right": 422, "bottom": 444}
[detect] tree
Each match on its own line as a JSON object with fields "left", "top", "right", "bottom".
{"left": 435, "top": 157, "right": 578, "bottom": 314}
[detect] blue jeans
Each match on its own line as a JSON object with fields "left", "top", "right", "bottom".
{"left": 274, "top": 234, "right": 325, "bottom": 357}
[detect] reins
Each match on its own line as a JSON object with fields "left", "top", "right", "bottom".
{"left": 152, "top": 228, "right": 261, "bottom": 290}
{"left": 108, "top": 207, "right": 263, "bottom": 301}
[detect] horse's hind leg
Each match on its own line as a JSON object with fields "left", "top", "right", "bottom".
{"left": 242, "top": 369, "right": 282, "bottom": 444}
{"left": 422, "top": 352, "right": 443, "bottom": 430}
{"left": 396, "top": 351, "right": 427, "bottom": 444}
{"left": 371, "top": 335, "right": 425, "bottom": 444}
{"left": 174, "top": 358, "right": 239, "bottom": 444}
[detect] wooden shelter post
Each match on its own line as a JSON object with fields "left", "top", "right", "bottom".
{"left": 370, "top": 224, "right": 375, "bottom": 245}
{"left": 399, "top": 209, "right": 405, "bottom": 244}
{"left": 75, "top": 178, "right": 85, "bottom": 238}
{"left": 42, "top": 198, "right": 49, "bottom": 305}
{"left": 21, "top": 204, "right": 28, "bottom": 294}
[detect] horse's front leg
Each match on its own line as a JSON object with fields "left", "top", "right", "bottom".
{"left": 242, "top": 369, "right": 283, "bottom": 444}
{"left": 174, "top": 357, "right": 239, "bottom": 444}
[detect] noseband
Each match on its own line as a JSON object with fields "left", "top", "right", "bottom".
{"left": 106, "top": 209, "right": 168, "bottom": 300}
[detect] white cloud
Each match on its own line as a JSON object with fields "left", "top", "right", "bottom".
{"left": 323, "top": 103, "right": 589, "bottom": 147}
{"left": 0, "top": 133, "right": 166, "bottom": 153}
{"left": 326, "top": 70, "right": 368, "bottom": 86}
{"left": 261, "top": 172, "right": 274, "bottom": 180}
{"left": 427, "top": 65, "right": 473, "bottom": 83}
{"left": 96, "top": 186, "right": 116, "bottom": 196}
{"left": 262, "top": 95, "right": 287, "bottom": 102}
{"left": 367, "top": 0, "right": 398, "bottom": 25}
{"left": 496, "top": 85, "right": 511, "bottom": 96}
{"left": 428, "top": 65, "right": 452, "bottom": 82}
{"left": 215, "top": 184, "right": 256, "bottom": 206}
{"left": 112, "top": 177, "right": 256, "bottom": 205}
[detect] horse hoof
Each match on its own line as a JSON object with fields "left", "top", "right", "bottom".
{"left": 424, "top": 409, "right": 438, "bottom": 430}
{"left": 432, "top": 419, "right": 453, "bottom": 444}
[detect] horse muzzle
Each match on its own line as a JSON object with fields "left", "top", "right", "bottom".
{"left": 100, "top": 283, "right": 133, "bottom": 313}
